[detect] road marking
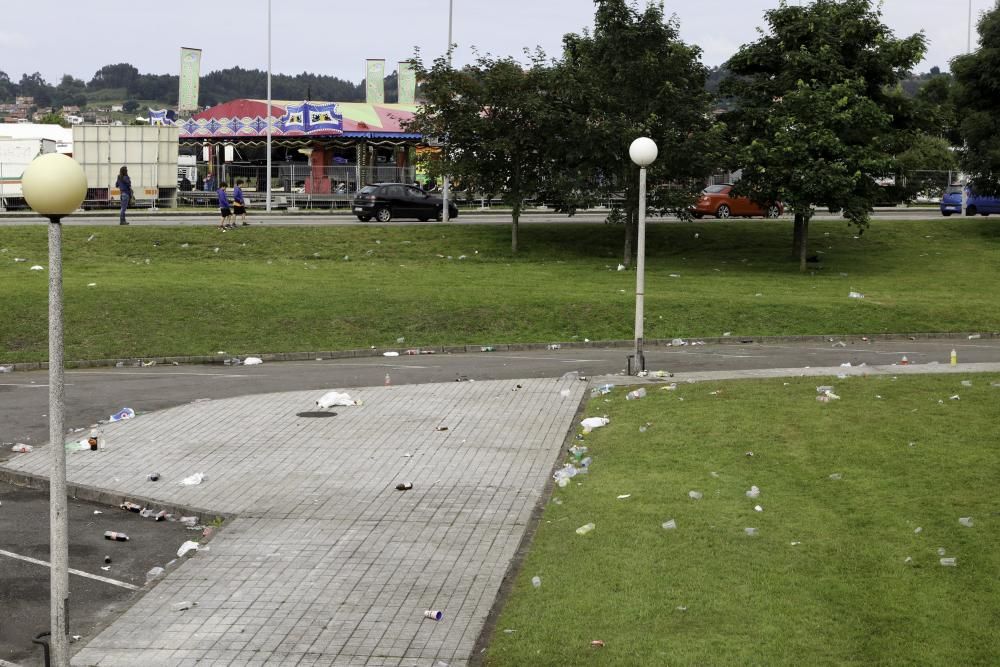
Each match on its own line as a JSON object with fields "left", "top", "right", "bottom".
{"left": 70, "top": 371, "right": 260, "bottom": 378}
{"left": 0, "top": 383, "right": 53, "bottom": 388}
{"left": 0, "top": 548, "right": 140, "bottom": 590}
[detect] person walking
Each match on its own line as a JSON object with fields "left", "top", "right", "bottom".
{"left": 217, "top": 182, "right": 233, "bottom": 231}
{"left": 204, "top": 172, "right": 215, "bottom": 192}
{"left": 115, "top": 166, "right": 132, "bottom": 225}
{"left": 232, "top": 179, "right": 248, "bottom": 226}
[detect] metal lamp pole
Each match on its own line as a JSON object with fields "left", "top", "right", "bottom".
{"left": 21, "top": 153, "right": 89, "bottom": 667}
{"left": 441, "top": 0, "right": 453, "bottom": 222}
{"left": 628, "top": 137, "right": 658, "bottom": 375}
{"left": 962, "top": 0, "right": 973, "bottom": 216}
{"left": 266, "top": 0, "right": 273, "bottom": 213}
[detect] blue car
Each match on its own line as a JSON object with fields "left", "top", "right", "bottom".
{"left": 940, "top": 185, "right": 1000, "bottom": 216}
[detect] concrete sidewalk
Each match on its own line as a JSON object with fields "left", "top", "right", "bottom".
{"left": 2, "top": 378, "right": 586, "bottom": 666}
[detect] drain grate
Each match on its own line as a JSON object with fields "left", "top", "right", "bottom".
{"left": 295, "top": 411, "right": 338, "bottom": 418}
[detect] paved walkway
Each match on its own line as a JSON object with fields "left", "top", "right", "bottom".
{"left": 2, "top": 378, "right": 586, "bottom": 666}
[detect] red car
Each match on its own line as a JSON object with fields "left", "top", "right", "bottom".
{"left": 690, "top": 184, "right": 783, "bottom": 219}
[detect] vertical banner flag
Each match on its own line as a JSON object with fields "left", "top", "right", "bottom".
{"left": 178, "top": 47, "right": 202, "bottom": 112}
{"left": 397, "top": 61, "right": 416, "bottom": 104}
{"left": 366, "top": 59, "right": 385, "bottom": 104}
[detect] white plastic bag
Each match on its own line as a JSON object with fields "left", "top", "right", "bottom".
{"left": 316, "top": 391, "right": 358, "bottom": 408}
{"left": 580, "top": 417, "right": 609, "bottom": 433}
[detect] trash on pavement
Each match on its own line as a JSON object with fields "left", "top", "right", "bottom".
{"left": 146, "top": 566, "right": 165, "bottom": 583}
{"left": 121, "top": 501, "right": 142, "bottom": 513}
{"left": 383, "top": 351, "right": 400, "bottom": 357}
{"left": 109, "top": 407, "right": 135, "bottom": 422}
{"left": 959, "top": 517, "right": 974, "bottom": 527}
{"left": 177, "top": 541, "right": 200, "bottom": 557}
{"left": 316, "top": 391, "right": 358, "bottom": 408}
{"left": 575, "top": 522, "right": 595, "bottom": 535}
{"left": 662, "top": 519, "right": 677, "bottom": 530}
{"left": 243, "top": 357, "right": 263, "bottom": 365}
{"left": 11, "top": 443, "right": 33, "bottom": 453}
{"left": 580, "top": 417, "right": 609, "bottom": 433}
{"left": 395, "top": 481, "right": 413, "bottom": 490}
{"left": 178, "top": 472, "right": 206, "bottom": 486}
{"left": 746, "top": 485, "right": 760, "bottom": 498}
{"left": 171, "top": 601, "right": 197, "bottom": 612}
{"left": 423, "top": 610, "right": 443, "bottom": 621}
{"left": 671, "top": 338, "right": 686, "bottom": 346}
{"left": 104, "top": 531, "right": 129, "bottom": 541}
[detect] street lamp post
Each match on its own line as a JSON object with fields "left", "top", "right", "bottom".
{"left": 21, "top": 153, "right": 88, "bottom": 667}
{"left": 628, "top": 137, "right": 658, "bottom": 376}
{"left": 441, "top": 0, "right": 453, "bottom": 223}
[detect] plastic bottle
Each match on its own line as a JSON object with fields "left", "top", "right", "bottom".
{"left": 626, "top": 387, "right": 647, "bottom": 400}
{"left": 950, "top": 349, "right": 958, "bottom": 365}
{"left": 575, "top": 522, "right": 595, "bottom": 535}
{"left": 87, "top": 429, "right": 99, "bottom": 451}
{"left": 384, "top": 372, "right": 391, "bottom": 387}
{"left": 104, "top": 531, "right": 129, "bottom": 541}
{"left": 11, "top": 443, "right": 33, "bottom": 453}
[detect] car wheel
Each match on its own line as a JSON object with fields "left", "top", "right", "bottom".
{"left": 766, "top": 205, "right": 781, "bottom": 218}
{"left": 691, "top": 212, "right": 703, "bottom": 219}
{"left": 965, "top": 205, "right": 977, "bottom": 216}
{"left": 941, "top": 211, "right": 952, "bottom": 217}
{"left": 375, "top": 207, "right": 392, "bottom": 222}
{"left": 418, "top": 216, "right": 429, "bottom": 222}
{"left": 715, "top": 204, "right": 731, "bottom": 219}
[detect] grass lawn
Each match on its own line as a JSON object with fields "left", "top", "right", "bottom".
{"left": 485, "top": 373, "right": 1000, "bottom": 666}
{"left": 1, "top": 218, "right": 999, "bottom": 363}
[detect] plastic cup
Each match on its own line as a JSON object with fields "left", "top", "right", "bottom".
{"left": 424, "top": 610, "right": 443, "bottom": 621}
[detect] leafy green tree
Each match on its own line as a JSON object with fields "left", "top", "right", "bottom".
{"left": 18, "top": 72, "right": 52, "bottom": 107}
{"left": 36, "top": 111, "right": 69, "bottom": 127}
{"left": 545, "top": 0, "right": 722, "bottom": 266}
{"left": 0, "top": 71, "right": 13, "bottom": 102}
{"left": 123, "top": 99, "right": 140, "bottom": 113}
{"left": 89, "top": 63, "right": 139, "bottom": 91}
{"left": 952, "top": 2, "right": 1000, "bottom": 196}
{"left": 407, "top": 52, "right": 552, "bottom": 252}
{"left": 722, "top": 0, "right": 925, "bottom": 271}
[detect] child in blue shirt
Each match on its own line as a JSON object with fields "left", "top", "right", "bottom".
{"left": 217, "top": 183, "right": 232, "bottom": 230}
{"left": 233, "top": 179, "right": 248, "bottom": 226}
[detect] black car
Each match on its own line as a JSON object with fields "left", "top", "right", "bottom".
{"left": 353, "top": 183, "right": 459, "bottom": 222}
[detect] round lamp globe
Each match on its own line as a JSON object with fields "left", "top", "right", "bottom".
{"left": 22, "top": 153, "right": 88, "bottom": 217}
{"left": 629, "top": 137, "right": 658, "bottom": 167}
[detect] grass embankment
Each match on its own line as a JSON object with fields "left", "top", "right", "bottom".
{"left": 1, "top": 219, "right": 999, "bottom": 363}
{"left": 486, "top": 373, "right": 1000, "bottom": 666}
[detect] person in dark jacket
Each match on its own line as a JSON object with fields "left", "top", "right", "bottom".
{"left": 115, "top": 166, "right": 132, "bottom": 225}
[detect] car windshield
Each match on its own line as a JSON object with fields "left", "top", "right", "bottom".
{"left": 703, "top": 185, "right": 728, "bottom": 194}
{"left": 944, "top": 186, "right": 964, "bottom": 195}
{"left": 358, "top": 186, "right": 379, "bottom": 195}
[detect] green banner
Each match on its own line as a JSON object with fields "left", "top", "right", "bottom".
{"left": 366, "top": 59, "right": 385, "bottom": 104}
{"left": 178, "top": 47, "right": 202, "bottom": 111}
{"left": 397, "top": 61, "right": 416, "bottom": 105}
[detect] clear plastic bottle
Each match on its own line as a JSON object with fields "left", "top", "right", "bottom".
{"left": 626, "top": 388, "right": 647, "bottom": 400}
{"left": 575, "top": 522, "right": 595, "bottom": 535}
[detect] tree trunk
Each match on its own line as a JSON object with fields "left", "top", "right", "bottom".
{"left": 511, "top": 203, "right": 520, "bottom": 254}
{"left": 623, "top": 207, "right": 636, "bottom": 268}
{"left": 798, "top": 215, "right": 809, "bottom": 273}
{"left": 792, "top": 211, "right": 804, "bottom": 259}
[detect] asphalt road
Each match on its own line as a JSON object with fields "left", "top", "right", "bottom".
{"left": 0, "top": 206, "right": 947, "bottom": 226}
{"left": 0, "top": 481, "right": 205, "bottom": 667}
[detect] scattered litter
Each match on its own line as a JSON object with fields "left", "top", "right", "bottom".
{"left": 177, "top": 541, "right": 200, "bottom": 557}
{"left": 626, "top": 388, "right": 647, "bottom": 400}
{"left": 754, "top": 504, "right": 763, "bottom": 512}
{"left": 744, "top": 527, "right": 758, "bottom": 536}
{"left": 243, "top": 357, "right": 263, "bottom": 365}
{"left": 560, "top": 370, "right": 583, "bottom": 382}
{"left": 121, "top": 501, "right": 142, "bottom": 513}
{"left": 171, "top": 601, "right": 197, "bottom": 612}
{"left": 531, "top": 576, "right": 541, "bottom": 588}
{"left": 435, "top": 426, "right": 449, "bottom": 432}
{"left": 0, "top": 365, "right": 12, "bottom": 373}
{"left": 616, "top": 264, "right": 625, "bottom": 271}
{"left": 639, "top": 423, "right": 651, "bottom": 433}
{"left": 580, "top": 417, "right": 609, "bottom": 433}
{"left": 316, "top": 391, "right": 358, "bottom": 408}
{"left": 547, "top": 343, "right": 561, "bottom": 350}
{"left": 790, "top": 541, "right": 801, "bottom": 546}
{"left": 395, "top": 481, "right": 413, "bottom": 491}
{"left": 829, "top": 473, "right": 842, "bottom": 481}
{"left": 914, "top": 527, "right": 922, "bottom": 534}
{"left": 959, "top": 517, "right": 974, "bottom": 527}
{"left": 675, "top": 605, "right": 688, "bottom": 612}
{"left": 940, "top": 558, "right": 957, "bottom": 567}
{"left": 671, "top": 338, "right": 686, "bottom": 346}
{"left": 746, "top": 485, "right": 760, "bottom": 498}
{"left": 109, "top": 407, "right": 135, "bottom": 422}
{"left": 13, "top": 258, "right": 26, "bottom": 262}
{"left": 937, "top": 547, "right": 947, "bottom": 556}
{"left": 575, "top": 522, "right": 595, "bottom": 535}
{"left": 179, "top": 516, "right": 198, "bottom": 526}
{"left": 560, "top": 389, "right": 571, "bottom": 398}
{"left": 745, "top": 451, "right": 754, "bottom": 457}
{"left": 662, "top": 519, "right": 677, "bottom": 530}
{"left": 11, "top": 443, "right": 33, "bottom": 453}
{"left": 145, "top": 566, "right": 165, "bottom": 583}
{"left": 423, "top": 610, "right": 443, "bottom": 621}
{"left": 961, "top": 380, "right": 972, "bottom": 387}
{"left": 723, "top": 331, "right": 732, "bottom": 336}
{"left": 30, "top": 265, "right": 44, "bottom": 271}
{"left": 949, "top": 395, "right": 961, "bottom": 401}
{"left": 178, "top": 472, "right": 206, "bottom": 486}
{"left": 688, "top": 490, "right": 703, "bottom": 500}
{"left": 383, "top": 351, "right": 400, "bottom": 357}
{"left": 590, "top": 640, "right": 605, "bottom": 648}
{"left": 839, "top": 362, "right": 852, "bottom": 368}
{"left": 104, "top": 531, "right": 129, "bottom": 541}
{"left": 710, "top": 471, "right": 720, "bottom": 478}
{"left": 87, "top": 282, "right": 96, "bottom": 287}
{"left": 591, "top": 383, "right": 614, "bottom": 396}
{"left": 100, "top": 566, "right": 110, "bottom": 571}
{"left": 617, "top": 494, "right": 631, "bottom": 500}
{"left": 904, "top": 556, "right": 913, "bottom": 564}
{"left": 848, "top": 291, "right": 864, "bottom": 299}
{"left": 93, "top": 510, "right": 102, "bottom": 515}
{"left": 669, "top": 273, "right": 681, "bottom": 278}
{"left": 832, "top": 341, "right": 847, "bottom": 348}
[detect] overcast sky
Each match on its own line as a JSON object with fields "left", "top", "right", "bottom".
{"left": 2, "top": 1, "right": 986, "bottom": 87}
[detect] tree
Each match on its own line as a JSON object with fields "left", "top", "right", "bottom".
{"left": 18, "top": 72, "right": 52, "bottom": 107}
{"left": 952, "top": 2, "right": 1000, "bottom": 196}
{"left": 407, "top": 52, "right": 552, "bottom": 253}
{"left": 123, "top": 99, "right": 140, "bottom": 113}
{"left": 722, "top": 0, "right": 925, "bottom": 271}
{"left": 89, "top": 63, "right": 139, "bottom": 91}
{"left": 545, "top": 0, "right": 722, "bottom": 266}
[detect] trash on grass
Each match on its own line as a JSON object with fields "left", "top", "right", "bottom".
{"left": 591, "top": 640, "right": 605, "bottom": 648}
{"left": 662, "top": 519, "right": 677, "bottom": 530}
{"left": 959, "top": 517, "right": 974, "bottom": 527}
{"left": 746, "top": 485, "right": 760, "bottom": 498}
{"left": 575, "top": 522, "right": 595, "bottom": 535}
{"left": 848, "top": 291, "right": 864, "bottom": 299}
{"left": 30, "top": 265, "right": 44, "bottom": 271}
{"left": 688, "top": 490, "right": 703, "bottom": 500}
{"left": 626, "top": 388, "right": 647, "bottom": 400}
{"left": 744, "top": 527, "right": 758, "bottom": 536}
{"left": 754, "top": 505, "right": 763, "bottom": 512}
{"left": 591, "top": 383, "right": 614, "bottom": 396}
{"left": 316, "top": 391, "right": 358, "bottom": 408}
{"left": 829, "top": 473, "right": 843, "bottom": 481}
{"left": 243, "top": 357, "right": 263, "bottom": 365}
{"left": 531, "top": 576, "right": 541, "bottom": 588}
{"left": 940, "top": 557, "right": 957, "bottom": 567}
{"left": 617, "top": 494, "right": 631, "bottom": 500}
{"left": 580, "top": 417, "right": 609, "bottom": 433}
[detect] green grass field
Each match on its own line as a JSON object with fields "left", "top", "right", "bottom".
{"left": 485, "top": 373, "right": 1000, "bottom": 666}
{"left": 2, "top": 218, "right": 999, "bottom": 363}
